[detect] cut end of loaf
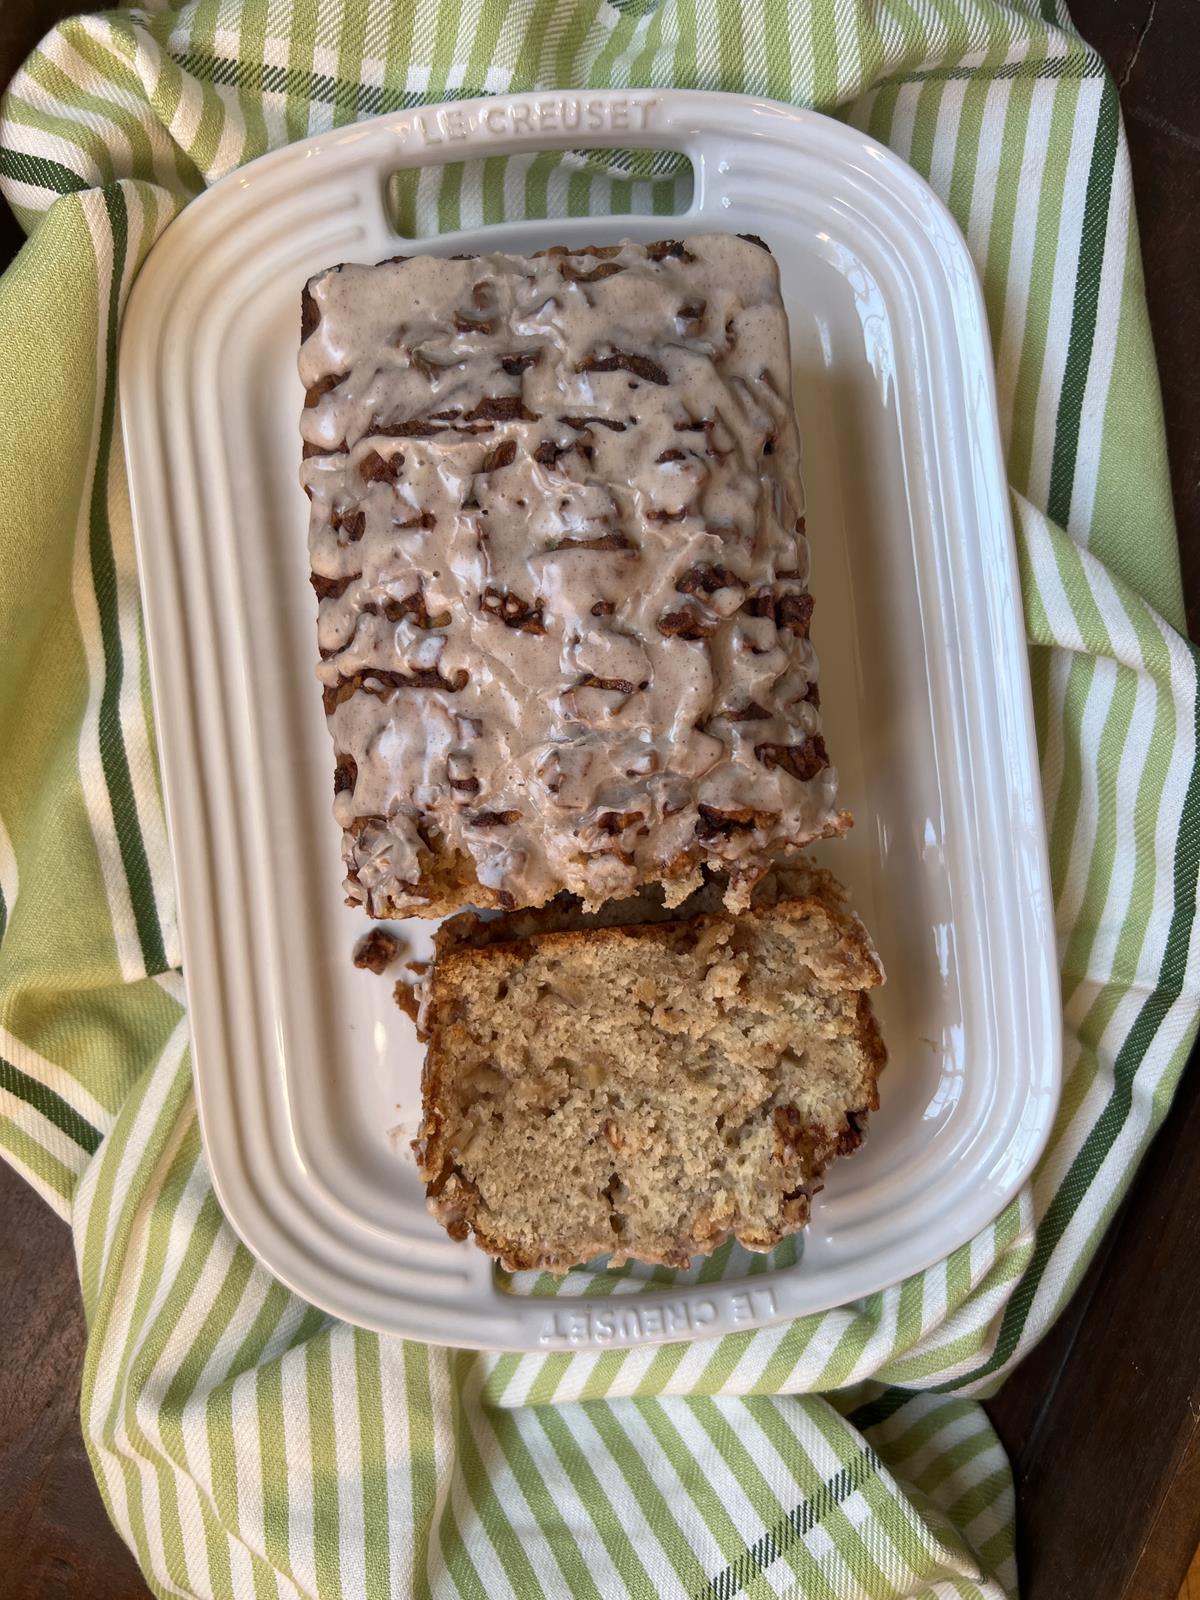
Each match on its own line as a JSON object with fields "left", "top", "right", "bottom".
{"left": 412, "top": 867, "right": 885, "bottom": 1272}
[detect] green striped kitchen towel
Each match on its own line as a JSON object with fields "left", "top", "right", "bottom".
{"left": 1, "top": 1, "right": 1196, "bottom": 1596}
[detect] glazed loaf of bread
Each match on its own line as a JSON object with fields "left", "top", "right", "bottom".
{"left": 299, "top": 235, "right": 846, "bottom": 918}
{"left": 406, "top": 864, "right": 884, "bottom": 1272}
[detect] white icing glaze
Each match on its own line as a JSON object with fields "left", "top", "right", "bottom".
{"left": 299, "top": 235, "right": 845, "bottom": 914}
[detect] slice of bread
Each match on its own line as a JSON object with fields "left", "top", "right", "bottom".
{"left": 408, "top": 864, "right": 885, "bottom": 1271}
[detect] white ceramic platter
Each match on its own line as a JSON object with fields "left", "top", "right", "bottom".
{"left": 119, "top": 88, "right": 1060, "bottom": 1350}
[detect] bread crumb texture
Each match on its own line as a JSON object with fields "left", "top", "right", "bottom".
{"left": 413, "top": 866, "right": 884, "bottom": 1271}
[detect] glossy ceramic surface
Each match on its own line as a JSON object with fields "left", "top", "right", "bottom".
{"left": 119, "top": 88, "right": 1061, "bottom": 1349}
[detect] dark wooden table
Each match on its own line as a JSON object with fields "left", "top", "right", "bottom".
{"left": 2, "top": 3, "right": 1198, "bottom": 1596}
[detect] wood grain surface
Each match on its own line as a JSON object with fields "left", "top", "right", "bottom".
{"left": 0, "top": 1164, "right": 149, "bottom": 1597}
{"left": 1, "top": 2, "right": 1198, "bottom": 1596}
